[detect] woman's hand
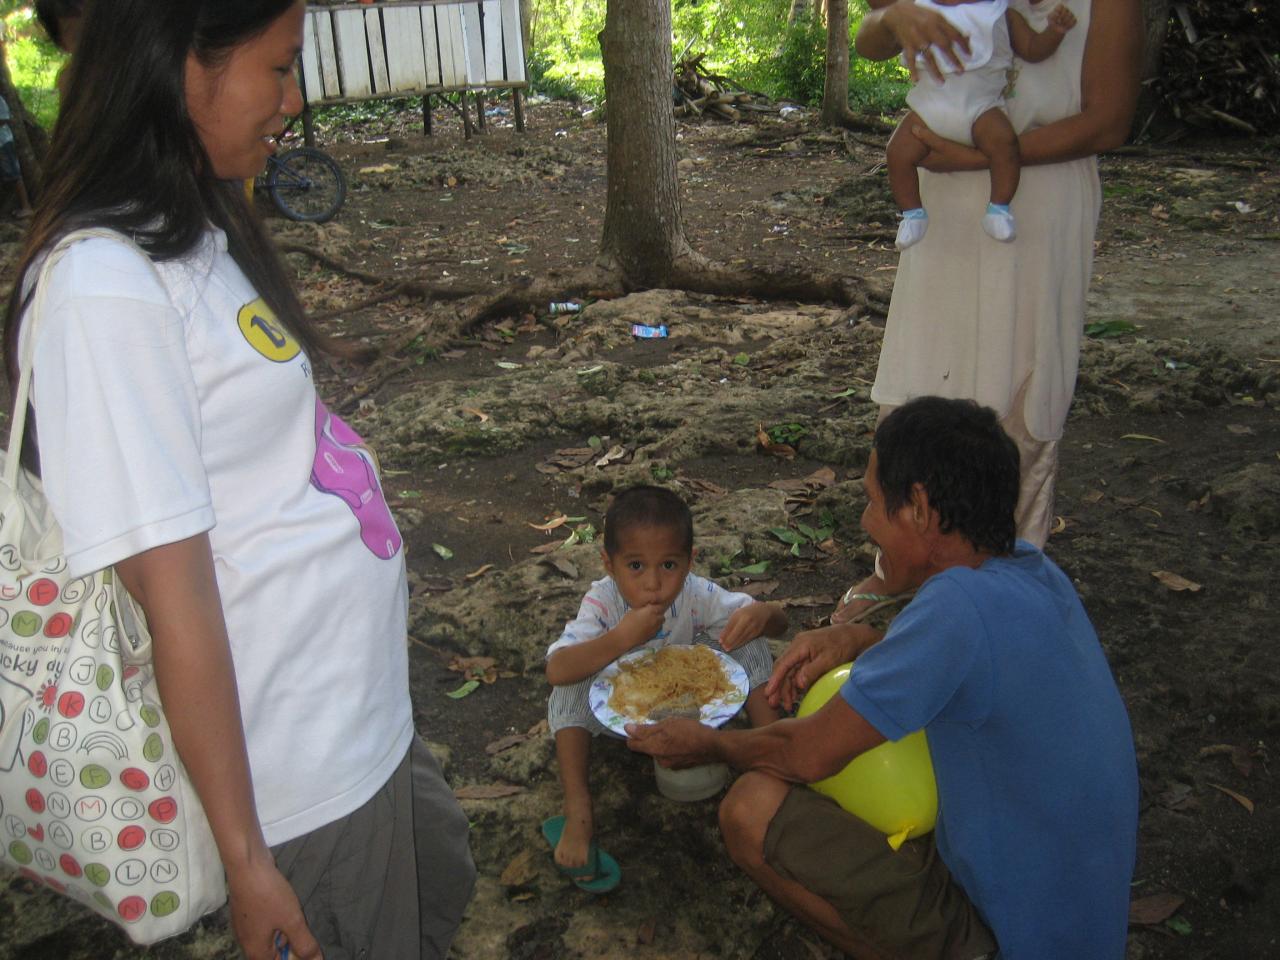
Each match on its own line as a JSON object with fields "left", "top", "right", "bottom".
{"left": 226, "top": 853, "right": 322, "bottom": 959}
{"left": 858, "top": 1, "right": 972, "bottom": 83}
{"left": 914, "top": 122, "right": 990, "bottom": 173}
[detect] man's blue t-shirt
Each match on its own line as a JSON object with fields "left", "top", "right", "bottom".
{"left": 841, "top": 542, "right": 1138, "bottom": 960}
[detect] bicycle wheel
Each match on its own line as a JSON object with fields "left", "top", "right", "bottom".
{"left": 267, "top": 146, "right": 347, "bottom": 223}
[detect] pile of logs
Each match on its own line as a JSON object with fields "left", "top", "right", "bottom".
{"left": 1149, "top": 1, "right": 1279, "bottom": 135}
{"left": 673, "top": 53, "right": 776, "bottom": 122}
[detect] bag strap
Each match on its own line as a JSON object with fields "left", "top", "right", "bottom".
{"left": 4, "top": 228, "right": 151, "bottom": 490}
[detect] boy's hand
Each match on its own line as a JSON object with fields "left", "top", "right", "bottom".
{"left": 619, "top": 602, "right": 666, "bottom": 649}
{"left": 719, "top": 602, "right": 772, "bottom": 652}
{"left": 1047, "top": 4, "right": 1077, "bottom": 35}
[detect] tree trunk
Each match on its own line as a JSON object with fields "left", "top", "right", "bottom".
{"left": 0, "top": 37, "right": 42, "bottom": 201}
{"left": 787, "top": 0, "right": 809, "bottom": 26}
{"left": 820, "top": 0, "right": 851, "bottom": 125}
{"left": 1133, "top": 0, "right": 1170, "bottom": 136}
{"left": 597, "top": 0, "right": 692, "bottom": 287}
{"left": 520, "top": 0, "right": 534, "bottom": 53}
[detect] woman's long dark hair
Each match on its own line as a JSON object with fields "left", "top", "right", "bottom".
{"left": 4, "top": 0, "right": 326, "bottom": 414}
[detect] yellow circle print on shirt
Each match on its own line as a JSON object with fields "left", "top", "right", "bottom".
{"left": 237, "top": 298, "right": 300, "bottom": 362}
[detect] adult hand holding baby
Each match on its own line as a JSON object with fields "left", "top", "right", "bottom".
{"left": 864, "top": 0, "right": 973, "bottom": 83}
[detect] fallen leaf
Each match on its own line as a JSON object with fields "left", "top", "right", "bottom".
{"left": 538, "top": 556, "right": 579, "bottom": 579}
{"left": 485, "top": 733, "right": 530, "bottom": 756}
{"left": 636, "top": 917, "right": 657, "bottom": 945}
{"left": 1050, "top": 516, "right": 1069, "bottom": 535}
{"left": 756, "top": 423, "right": 796, "bottom": 460}
{"left": 460, "top": 406, "right": 490, "bottom": 422}
{"left": 449, "top": 656, "right": 497, "bottom": 682}
{"left": 1152, "top": 570, "right": 1202, "bottom": 592}
{"left": 511, "top": 891, "right": 536, "bottom": 902}
{"left": 1120, "top": 433, "right": 1166, "bottom": 444}
{"left": 1083, "top": 490, "right": 1105, "bottom": 504}
{"left": 453, "top": 783, "right": 524, "bottom": 800}
{"left": 499, "top": 849, "right": 539, "bottom": 886}
{"left": 446, "top": 679, "right": 480, "bottom": 699}
{"left": 358, "top": 162, "right": 398, "bottom": 174}
{"left": 738, "top": 579, "right": 780, "bottom": 598}
{"left": 528, "top": 541, "right": 562, "bottom": 555}
{"left": 595, "top": 444, "right": 629, "bottom": 467}
{"left": 465, "top": 563, "right": 494, "bottom": 580}
{"left": 1129, "top": 892, "right": 1185, "bottom": 926}
{"left": 1198, "top": 744, "right": 1254, "bottom": 778}
{"left": 528, "top": 514, "right": 570, "bottom": 532}
{"left": 782, "top": 594, "right": 837, "bottom": 608}
{"left": 432, "top": 543, "right": 454, "bottom": 560}
{"left": 416, "top": 575, "right": 455, "bottom": 593}
{"left": 1209, "top": 783, "right": 1255, "bottom": 813}
{"left": 1156, "top": 782, "right": 1196, "bottom": 811}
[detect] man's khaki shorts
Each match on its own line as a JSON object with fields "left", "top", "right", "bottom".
{"left": 764, "top": 786, "right": 997, "bottom": 960}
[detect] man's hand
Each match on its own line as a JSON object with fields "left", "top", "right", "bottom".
{"left": 226, "top": 855, "right": 322, "bottom": 960}
{"left": 625, "top": 717, "right": 716, "bottom": 769}
{"left": 765, "top": 624, "right": 880, "bottom": 713}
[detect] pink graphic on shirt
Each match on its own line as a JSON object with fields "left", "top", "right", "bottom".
{"left": 311, "top": 399, "right": 402, "bottom": 559}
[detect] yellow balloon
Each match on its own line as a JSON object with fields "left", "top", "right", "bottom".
{"left": 796, "top": 662, "right": 938, "bottom": 844}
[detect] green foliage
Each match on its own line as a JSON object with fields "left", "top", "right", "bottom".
{"left": 524, "top": 0, "right": 906, "bottom": 115}
{"left": 3, "top": 6, "right": 66, "bottom": 129}
{"left": 767, "top": 12, "right": 827, "bottom": 106}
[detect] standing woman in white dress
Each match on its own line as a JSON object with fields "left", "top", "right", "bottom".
{"left": 832, "top": 0, "right": 1142, "bottom": 622}
{"left": 4, "top": 2, "right": 475, "bottom": 957}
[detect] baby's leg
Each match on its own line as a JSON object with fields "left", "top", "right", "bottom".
{"left": 971, "top": 107, "right": 1019, "bottom": 205}
{"left": 886, "top": 111, "right": 930, "bottom": 212}
{"left": 972, "top": 107, "right": 1019, "bottom": 242}
{"left": 553, "top": 726, "right": 595, "bottom": 870}
{"left": 745, "top": 686, "right": 781, "bottom": 727}
{"left": 887, "top": 112, "right": 932, "bottom": 251}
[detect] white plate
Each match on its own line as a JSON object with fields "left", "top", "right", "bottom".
{"left": 589, "top": 645, "right": 749, "bottom": 736}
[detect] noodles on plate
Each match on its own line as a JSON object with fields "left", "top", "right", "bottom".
{"left": 607, "top": 645, "right": 735, "bottom": 721}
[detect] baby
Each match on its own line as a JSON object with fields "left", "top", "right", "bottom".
{"left": 544, "top": 485, "right": 786, "bottom": 891}
{"left": 889, "top": 0, "right": 1077, "bottom": 250}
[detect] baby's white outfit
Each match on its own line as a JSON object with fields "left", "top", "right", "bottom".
{"left": 905, "top": 0, "right": 1013, "bottom": 145}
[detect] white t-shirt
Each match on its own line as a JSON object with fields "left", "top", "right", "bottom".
{"left": 548, "top": 573, "right": 754, "bottom": 657}
{"left": 24, "top": 230, "right": 412, "bottom": 845}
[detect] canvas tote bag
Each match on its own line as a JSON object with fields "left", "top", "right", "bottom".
{"left": 0, "top": 230, "right": 226, "bottom": 943}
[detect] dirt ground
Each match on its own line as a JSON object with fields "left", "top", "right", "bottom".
{"left": 1, "top": 97, "right": 1277, "bottom": 959}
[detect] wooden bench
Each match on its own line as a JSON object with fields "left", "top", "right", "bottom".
{"left": 299, "top": 0, "right": 528, "bottom": 140}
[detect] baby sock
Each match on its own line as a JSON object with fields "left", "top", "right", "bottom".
{"left": 982, "top": 202, "right": 1016, "bottom": 242}
{"left": 895, "top": 208, "right": 929, "bottom": 251}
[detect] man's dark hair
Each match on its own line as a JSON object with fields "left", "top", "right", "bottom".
{"left": 35, "top": 0, "right": 83, "bottom": 50}
{"left": 873, "top": 397, "right": 1020, "bottom": 555}
{"left": 603, "top": 485, "right": 694, "bottom": 557}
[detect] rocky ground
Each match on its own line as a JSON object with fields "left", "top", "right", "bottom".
{"left": 1, "top": 97, "right": 1277, "bottom": 959}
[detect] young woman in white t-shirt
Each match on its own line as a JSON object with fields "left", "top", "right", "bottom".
{"left": 3, "top": 3, "right": 475, "bottom": 958}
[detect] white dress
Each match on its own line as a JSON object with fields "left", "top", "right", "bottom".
{"left": 872, "top": 0, "right": 1097, "bottom": 443}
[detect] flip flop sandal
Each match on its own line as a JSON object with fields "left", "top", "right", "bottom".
{"left": 541, "top": 815, "right": 622, "bottom": 894}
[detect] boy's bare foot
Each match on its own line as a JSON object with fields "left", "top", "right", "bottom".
{"left": 554, "top": 805, "right": 595, "bottom": 871}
